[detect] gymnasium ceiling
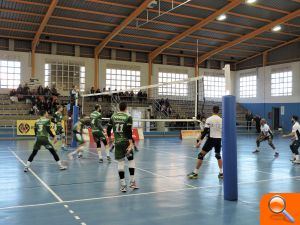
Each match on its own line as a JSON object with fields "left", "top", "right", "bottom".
{"left": 0, "top": 0, "right": 299, "bottom": 64}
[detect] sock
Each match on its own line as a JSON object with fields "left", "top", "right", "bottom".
{"left": 120, "top": 179, "right": 126, "bottom": 186}
{"left": 97, "top": 148, "right": 103, "bottom": 159}
{"left": 26, "top": 161, "right": 31, "bottom": 167}
{"left": 57, "top": 161, "right": 62, "bottom": 166}
{"left": 129, "top": 168, "right": 135, "bottom": 182}
{"left": 219, "top": 168, "right": 223, "bottom": 174}
{"left": 193, "top": 168, "right": 199, "bottom": 174}
{"left": 105, "top": 146, "right": 110, "bottom": 157}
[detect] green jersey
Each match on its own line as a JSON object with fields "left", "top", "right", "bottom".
{"left": 35, "top": 117, "right": 54, "bottom": 138}
{"left": 53, "top": 112, "right": 63, "bottom": 129}
{"left": 90, "top": 111, "right": 102, "bottom": 132}
{"left": 107, "top": 112, "right": 133, "bottom": 143}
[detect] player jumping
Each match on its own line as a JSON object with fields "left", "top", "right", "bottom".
{"left": 52, "top": 105, "right": 67, "bottom": 151}
{"left": 187, "top": 106, "right": 223, "bottom": 179}
{"left": 107, "top": 102, "right": 138, "bottom": 192}
{"left": 90, "top": 104, "right": 111, "bottom": 163}
{"left": 252, "top": 118, "right": 279, "bottom": 157}
{"left": 24, "top": 110, "right": 67, "bottom": 172}
{"left": 283, "top": 115, "right": 300, "bottom": 164}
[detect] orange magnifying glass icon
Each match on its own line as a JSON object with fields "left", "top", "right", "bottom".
{"left": 268, "top": 195, "right": 295, "bottom": 223}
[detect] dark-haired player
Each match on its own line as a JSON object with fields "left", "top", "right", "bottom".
{"left": 90, "top": 104, "right": 111, "bottom": 163}
{"left": 52, "top": 105, "right": 67, "bottom": 151}
{"left": 107, "top": 102, "right": 138, "bottom": 192}
{"left": 283, "top": 115, "right": 300, "bottom": 164}
{"left": 24, "top": 110, "right": 67, "bottom": 172}
{"left": 253, "top": 118, "right": 279, "bottom": 157}
{"left": 187, "top": 106, "right": 223, "bottom": 179}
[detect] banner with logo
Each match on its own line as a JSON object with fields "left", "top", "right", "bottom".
{"left": 17, "top": 120, "right": 36, "bottom": 136}
{"left": 181, "top": 130, "right": 201, "bottom": 139}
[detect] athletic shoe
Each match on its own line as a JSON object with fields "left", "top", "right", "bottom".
{"left": 24, "top": 167, "right": 29, "bottom": 173}
{"left": 293, "top": 160, "right": 300, "bottom": 164}
{"left": 59, "top": 165, "right": 67, "bottom": 170}
{"left": 99, "top": 159, "right": 104, "bottom": 163}
{"left": 107, "top": 156, "right": 112, "bottom": 163}
{"left": 290, "top": 158, "right": 296, "bottom": 162}
{"left": 218, "top": 173, "right": 224, "bottom": 179}
{"left": 252, "top": 149, "right": 260, "bottom": 153}
{"left": 61, "top": 146, "right": 68, "bottom": 151}
{"left": 120, "top": 185, "right": 127, "bottom": 193}
{"left": 187, "top": 172, "right": 198, "bottom": 179}
{"left": 77, "top": 154, "right": 83, "bottom": 159}
{"left": 134, "top": 146, "right": 139, "bottom": 152}
{"left": 274, "top": 152, "right": 279, "bottom": 157}
{"left": 129, "top": 181, "right": 139, "bottom": 189}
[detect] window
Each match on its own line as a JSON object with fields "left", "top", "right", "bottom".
{"left": 106, "top": 68, "right": 141, "bottom": 91}
{"left": 45, "top": 62, "right": 85, "bottom": 92}
{"left": 204, "top": 76, "right": 225, "bottom": 98}
{"left": 271, "top": 71, "right": 292, "bottom": 96}
{"left": 0, "top": 60, "right": 21, "bottom": 89}
{"left": 158, "top": 72, "right": 188, "bottom": 96}
{"left": 240, "top": 75, "right": 257, "bottom": 98}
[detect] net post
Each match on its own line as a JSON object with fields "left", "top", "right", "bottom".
{"left": 71, "top": 105, "right": 79, "bottom": 148}
{"left": 222, "top": 64, "right": 238, "bottom": 201}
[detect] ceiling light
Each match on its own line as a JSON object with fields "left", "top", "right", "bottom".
{"left": 272, "top": 25, "right": 282, "bottom": 32}
{"left": 246, "top": 0, "right": 257, "bottom": 4}
{"left": 217, "top": 14, "right": 227, "bottom": 21}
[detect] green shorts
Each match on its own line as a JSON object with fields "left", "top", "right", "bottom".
{"left": 55, "top": 126, "right": 65, "bottom": 138}
{"left": 115, "top": 140, "right": 133, "bottom": 160}
{"left": 34, "top": 137, "right": 54, "bottom": 151}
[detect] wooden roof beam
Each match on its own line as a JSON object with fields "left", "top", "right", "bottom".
{"left": 94, "top": 0, "right": 154, "bottom": 56}
{"left": 197, "top": 8, "right": 300, "bottom": 65}
{"left": 236, "top": 36, "right": 300, "bottom": 65}
{"left": 32, "top": 0, "right": 58, "bottom": 51}
{"left": 149, "top": 0, "right": 243, "bottom": 60}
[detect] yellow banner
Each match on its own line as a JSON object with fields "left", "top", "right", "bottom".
{"left": 17, "top": 120, "right": 36, "bottom": 136}
{"left": 181, "top": 130, "right": 201, "bottom": 139}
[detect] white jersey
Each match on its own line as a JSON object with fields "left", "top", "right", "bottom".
{"left": 261, "top": 124, "right": 272, "bottom": 136}
{"left": 205, "top": 115, "right": 222, "bottom": 139}
{"left": 292, "top": 122, "right": 300, "bottom": 141}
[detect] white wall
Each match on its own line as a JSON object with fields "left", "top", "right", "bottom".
{"left": 236, "top": 61, "right": 300, "bottom": 104}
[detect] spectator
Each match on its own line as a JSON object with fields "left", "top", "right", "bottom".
{"left": 23, "top": 83, "right": 30, "bottom": 95}
{"left": 137, "top": 90, "right": 143, "bottom": 103}
{"left": 44, "top": 86, "right": 51, "bottom": 101}
{"left": 70, "top": 85, "right": 79, "bottom": 106}
{"left": 245, "top": 111, "right": 253, "bottom": 130}
{"left": 10, "top": 89, "right": 18, "bottom": 103}
{"left": 90, "top": 87, "right": 96, "bottom": 101}
{"left": 37, "top": 85, "right": 44, "bottom": 96}
{"left": 96, "top": 88, "right": 101, "bottom": 101}
{"left": 16, "top": 84, "right": 24, "bottom": 101}
{"left": 51, "top": 84, "right": 59, "bottom": 97}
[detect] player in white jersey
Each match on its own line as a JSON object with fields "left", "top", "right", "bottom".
{"left": 283, "top": 115, "right": 300, "bottom": 164}
{"left": 253, "top": 118, "right": 279, "bottom": 157}
{"left": 187, "top": 106, "right": 223, "bottom": 179}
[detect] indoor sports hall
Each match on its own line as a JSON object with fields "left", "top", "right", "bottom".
{"left": 0, "top": 0, "right": 300, "bottom": 225}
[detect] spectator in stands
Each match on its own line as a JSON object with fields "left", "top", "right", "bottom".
{"left": 252, "top": 115, "right": 262, "bottom": 133}
{"left": 52, "top": 98, "right": 59, "bottom": 113}
{"left": 137, "top": 90, "right": 143, "bottom": 103}
{"left": 130, "top": 90, "right": 134, "bottom": 101}
{"left": 37, "top": 85, "right": 44, "bottom": 96}
{"left": 16, "top": 84, "right": 24, "bottom": 101}
{"left": 96, "top": 88, "right": 101, "bottom": 101}
{"left": 51, "top": 84, "right": 59, "bottom": 97}
{"left": 70, "top": 85, "right": 79, "bottom": 107}
{"left": 44, "top": 86, "right": 51, "bottom": 101}
{"left": 245, "top": 111, "right": 253, "bottom": 130}
{"left": 90, "top": 86, "right": 96, "bottom": 101}
{"left": 23, "top": 83, "right": 30, "bottom": 95}
{"left": 142, "top": 91, "right": 147, "bottom": 102}
{"left": 10, "top": 89, "right": 18, "bottom": 103}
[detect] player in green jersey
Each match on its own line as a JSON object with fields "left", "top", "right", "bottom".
{"left": 68, "top": 116, "right": 90, "bottom": 159}
{"left": 24, "top": 110, "right": 67, "bottom": 172}
{"left": 90, "top": 104, "right": 111, "bottom": 163}
{"left": 52, "top": 105, "right": 67, "bottom": 151}
{"left": 107, "top": 102, "right": 138, "bottom": 192}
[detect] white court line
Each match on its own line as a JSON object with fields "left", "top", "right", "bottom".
{"left": 10, "top": 149, "right": 87, "bottom": 225}
{"left": 2, "top": 174, "right": 300, "bottom": 211}
{"left": 88, "top": 151, "right": 197, "bottom": 188}
{"left": 11, "top": 151, "right": 63, "bottom": 202}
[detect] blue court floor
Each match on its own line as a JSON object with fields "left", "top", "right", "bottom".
{"left": 1, "top": 134, "right": 300, "bottom": 225}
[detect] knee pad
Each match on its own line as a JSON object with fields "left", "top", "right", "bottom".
{"left": 102, "top": 138, "right": 108, "bottom": 146}
{"left": 118, "top": 160, "right": 125, "bottom": 171}
{"left": 96, "top": 140, "right": 101, "bottom": 148}
{"left": 215, "top": 153, "right": 221, "bottom": 160}
{"left": 128, "top": 159, "right": 135, "bottom": 168}
{"left": 127, "top": 153, "right": 134, "bottom": 161}
{"left": 198, "top": 152, "right": 205, "bottom": 160}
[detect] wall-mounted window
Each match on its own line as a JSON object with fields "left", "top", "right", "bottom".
{"left": 271, "top": 70, "right": 292, "bottom": 96}
{"left": 204, "top": 76, "right": 225, "bottom": 98}
{"left": 158, "top": 72, "right": 188, "bottom": 96}
{"left": 0, "top": 60, "right": 21, "bottom": 89}
{"left": 240, "top": 75, "right": 257, "bottom": 98}
{"left": 106, "top": 68, "right": 141, "bottom": 92}
{"left": 45, "top": 62, "right": 85, "bottom": 92}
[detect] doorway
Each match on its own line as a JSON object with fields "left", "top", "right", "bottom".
{"left": 272, "top": 107, "right": 280, "bottom": 130}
